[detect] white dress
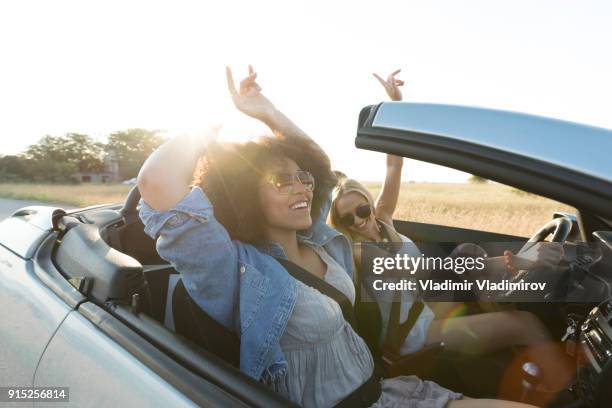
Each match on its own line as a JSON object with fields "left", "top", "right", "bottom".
{"left": 266, "top": 244, "right": 462, "bottom": 408}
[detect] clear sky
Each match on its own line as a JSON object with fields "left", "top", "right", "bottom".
{"left": 1, "top": 0, "right": 611, "bottom": 182}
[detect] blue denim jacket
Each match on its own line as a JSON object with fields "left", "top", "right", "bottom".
{"left": 139, "top": 186, "right": 353, "bottom": 382}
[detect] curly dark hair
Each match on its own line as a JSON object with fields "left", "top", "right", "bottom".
{"left": 192, "top": 131, "right": 337, "bottom": 244}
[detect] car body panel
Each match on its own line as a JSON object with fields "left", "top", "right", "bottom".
{"left": 0, "top": 217, "right": 51, "bottom": 259}
{"left": 33, "top": 310, "right": 197, "bottom": 408}
{"left": 0, "top": 244, "right": 71, "bottom": 394}
{"left": 371, "top": 102, "right": 612, "bottom": 183}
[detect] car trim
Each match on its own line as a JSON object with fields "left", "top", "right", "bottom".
{"left": 370, "top": 102, "right": 612, "bottom": 183}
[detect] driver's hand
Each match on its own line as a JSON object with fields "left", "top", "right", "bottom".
{"left": 513, "top": 242, "right": 564, "bottom": 270}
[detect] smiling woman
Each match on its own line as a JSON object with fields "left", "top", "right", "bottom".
{"left": 132, "top": 66, "right": 545, "bottom": 408}
{"left": 191, "top": 135, "right": 335, "bottom": 245}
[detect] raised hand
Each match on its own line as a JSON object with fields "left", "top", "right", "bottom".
{"left": 226, "top": 65, "right": 276, "bottom": 122}
{"left": 373, "top": 69, "right": 405, "bottom": 101}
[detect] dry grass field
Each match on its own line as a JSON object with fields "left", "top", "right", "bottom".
{"left": 0, "top": 182, "right": 574, "bottom": 237}
{"left": 0, "top": 183, "right": 132, "bottom": 208}
{"left": 365, "top": 182, "right": 574, "bottom": 237}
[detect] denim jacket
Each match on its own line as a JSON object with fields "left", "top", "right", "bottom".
{"left": 139, "top": 186, "right": 353, "bottom": 382}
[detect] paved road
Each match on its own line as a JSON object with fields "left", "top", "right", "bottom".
{"left": 0, "top": 198, "right": 75, "bottom": 221}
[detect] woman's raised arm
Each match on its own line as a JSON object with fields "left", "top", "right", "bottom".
{"left": 226, "top": 65, "right": 325, "bottom": 152}
{"left": 372, "top": 69, "right": 405, "bottom": 225}
{"left": 138, "top": 132, "right": 213, "bottom": 211}
{"left": 375, "top": 154, "right": 404, "bottom": 225}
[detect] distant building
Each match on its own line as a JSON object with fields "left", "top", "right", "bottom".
{"left": 73, "top": 150, "right": 120, "bottom": 183}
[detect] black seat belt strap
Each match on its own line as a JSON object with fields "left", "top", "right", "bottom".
{"left": 274, "top": 257, "right": 358, "bottom": 331}
{"left": 384, "top": 290, "right": 425, "bottom": 354}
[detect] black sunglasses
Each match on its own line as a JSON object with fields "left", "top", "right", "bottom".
{"left": 339, "top": 203, "right": 372, "bottom": 227}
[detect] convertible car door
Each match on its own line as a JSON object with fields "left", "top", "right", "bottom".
{"left": 33, "top": 309, "right": 198, "bottom": 407}
{"left": 1, "top": 208, "right": 242, "bottom": 407}
{"left": 0, "top": 214, "right": 71, "bottom": 406}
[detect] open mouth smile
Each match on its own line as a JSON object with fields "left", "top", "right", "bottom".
{"left": 290, "top": 200, "right": 309, "bottom": 210}
{"left": 355, "top": 218, "right": 368, "bottom": 229}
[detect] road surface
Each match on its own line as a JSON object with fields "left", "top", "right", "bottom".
{"left": 0, "top": 198, "right": 75, "bottom": 221}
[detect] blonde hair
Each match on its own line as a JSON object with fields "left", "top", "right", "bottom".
{"left": 328, "top": 177, "right": 376, "bottom": 243}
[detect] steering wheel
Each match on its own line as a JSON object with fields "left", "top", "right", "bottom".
{"left": 520, "top": 216, "right": 573, "bottom": 251}
{"left": 500, "top": 216, "right": 572, "bottom": 300}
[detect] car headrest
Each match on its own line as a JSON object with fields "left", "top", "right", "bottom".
{"left": 55, "top": 222, "right": 147, "bottom": 305}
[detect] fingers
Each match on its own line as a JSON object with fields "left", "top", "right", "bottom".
{"left": 389, "top": 69, "right": 403, "bottom": 88}
{"left": 239, "top": 76, "right": 252, "bottom": 94}
{"left": 239, "top": 65, "right": 261, "bottom": 94}
{"left": 225, "top": 66, "right": 239, "bottom": 99}
{"left": 372, "top": 72, "right": 387, "bottom": 87}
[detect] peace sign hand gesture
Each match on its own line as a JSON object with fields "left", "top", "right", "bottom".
{"left": 226, "top": 65, "right": 277, "bottom": 122}
{"left": 373, "top": 69, "right": 405, "bottom": 101}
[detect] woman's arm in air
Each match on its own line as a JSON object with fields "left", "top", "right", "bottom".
{"left": 138, "top": 132, "right": 211, "bottom": 211}
{"left": 226, "top": 65, "right": 327, "bottom": 156}
{"left": 375, "top": 154, "right": 404, "bottom": 226}
{"left": 226, "top": 65, "right": 335, "bottom": 223}
{"left": 372, "top": 69, "right": 405, "bottom": 225}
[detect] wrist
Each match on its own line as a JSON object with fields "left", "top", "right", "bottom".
{"left": 387, "top": 155, "right": 404, "bottom": 168}
{"left": 259, "top": 107, "right": 281, "bottom": 125}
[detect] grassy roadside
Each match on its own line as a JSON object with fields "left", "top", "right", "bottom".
{"left": 0, "top": 183, "right": 132, "bottom": 208}
{"left": 0, "top": 182, "right": 575, "bottom": 236}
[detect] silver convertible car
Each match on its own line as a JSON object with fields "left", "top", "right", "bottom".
{"left": 1, "top": 103, "right": 611, "bottom": 407}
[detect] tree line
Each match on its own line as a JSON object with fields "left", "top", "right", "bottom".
{"left": 0, "top": 129, "right": 165, "bottom": 183}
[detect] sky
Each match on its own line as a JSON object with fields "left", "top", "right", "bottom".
{"left": 1, "top": 0, "right": 611, "bottom": 182}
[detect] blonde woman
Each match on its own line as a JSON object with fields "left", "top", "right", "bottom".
{"left": 328, "top": 70, "right": 574, "bottom": 392}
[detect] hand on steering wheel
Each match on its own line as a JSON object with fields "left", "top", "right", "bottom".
{"left": 501, "top": 216, "right": 572, "bottom": 299}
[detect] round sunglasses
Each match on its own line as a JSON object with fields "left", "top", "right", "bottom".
{"left": 339, "top": 203, "right": 372, "bottom": 227}
{"left": 262, "top": 170, "right": 315, "bottom": 195}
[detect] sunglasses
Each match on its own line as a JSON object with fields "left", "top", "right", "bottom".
{"left": 339, "top": 203, "right": 372, "bottom": 227}
{"left": 263, "top": 170, "right": 315, "bottom": 195}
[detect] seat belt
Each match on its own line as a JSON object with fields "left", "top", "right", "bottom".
{"left": 274, "top": 258, "right": 358, "bottom": 331}
{"left": 383, "top": 287, "right": 425, "bottom": 354}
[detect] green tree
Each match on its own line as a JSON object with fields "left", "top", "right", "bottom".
{"left": 24, "top": 159, "right": 78, "bottom": 183}
{"left": 23, "top": 133, "right": 105, "bottom": 181}
{"left": 0, "top": 155, "right": 28, "bottom": 181}
{"left": 105, "top": 129, "right": 165, "bottom": 179}
{"left": 468, "top": 174, "right": 488, "bottom": 184}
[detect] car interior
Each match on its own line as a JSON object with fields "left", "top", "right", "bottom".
{"left": 45, "top": 181, "right": 612, "bottom": 408}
